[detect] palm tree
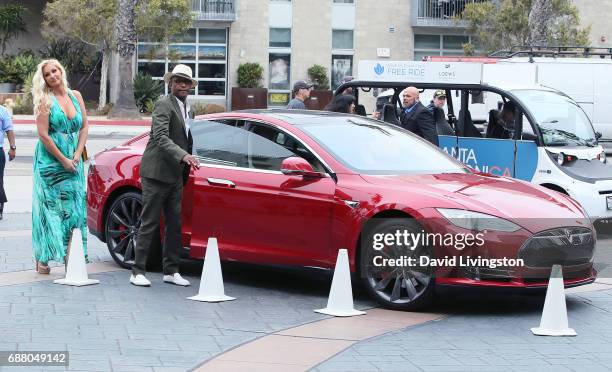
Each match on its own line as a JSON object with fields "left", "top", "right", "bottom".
{"left": 528, "top": 0, "right": 553, "bottom": 46}
{"left": 108, "top": 0, "right": 140, "bottom": 119}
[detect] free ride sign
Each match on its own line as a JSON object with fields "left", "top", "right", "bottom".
{"left": 357, "top": 60, "right": 483, "bottom": 84}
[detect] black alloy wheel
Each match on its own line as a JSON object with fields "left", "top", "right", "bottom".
{"left": 105, "top": 192, "right": 142, "bottom": 269}
{"left": 360, "top": 218, "right": 436, "bottom": 311}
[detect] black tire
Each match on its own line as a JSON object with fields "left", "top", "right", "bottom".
{"left": 104, "top": 191, "right": 161, "bottom": 270}
{"left": 360, "top": 218, "right": 436, "bottom": 311}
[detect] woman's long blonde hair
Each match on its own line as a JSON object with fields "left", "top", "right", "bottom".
{"left": 32, "top": 59, "right": 70, "bottom": 116}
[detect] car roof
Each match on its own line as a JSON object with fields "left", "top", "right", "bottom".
{"left": 210, "top": 109, "right": 366, "bottom": 126}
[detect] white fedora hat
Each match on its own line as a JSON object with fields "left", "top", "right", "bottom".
{"left": 163, "top": 64, "right": 198, "bottom": 86}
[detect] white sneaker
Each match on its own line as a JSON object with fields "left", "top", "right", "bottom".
{"left": 163, "top": 273, "right": 190, "bottom": 286}
{"left": 130, "top": 274, "right": 151, "bottom": 287}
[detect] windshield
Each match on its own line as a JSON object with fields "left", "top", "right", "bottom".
{"left": 512, "top": 89, "right": 597, "bottom": 147}
{"left": 296, "top": 116, "right": 468, "bottom": 175}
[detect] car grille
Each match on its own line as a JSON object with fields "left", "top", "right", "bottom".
{"left": 518, "top": 227, "right": 595, "bottom": 269}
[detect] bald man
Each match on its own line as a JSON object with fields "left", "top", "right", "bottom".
{"left": 399, "top": 86, "right": 438, "bottom": 145}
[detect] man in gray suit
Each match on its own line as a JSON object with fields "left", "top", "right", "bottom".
{"left": 130, "top": 64, "right": 201, "bottom": 287}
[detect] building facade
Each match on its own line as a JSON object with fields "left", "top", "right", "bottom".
{"left": 4, "top": 0, "right": 611, "bottom": 109}
{"left": 572, "top": 0, "right": 612, "bottom": 48}
{"left": 135, "top": 0, "right": 412, "bottom": 108}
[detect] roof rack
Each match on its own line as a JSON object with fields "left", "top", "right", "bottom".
{"left": 490, "top": 46, "right": 612, "bottom": 60}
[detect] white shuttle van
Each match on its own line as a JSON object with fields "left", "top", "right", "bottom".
{"left": 342, "top": 61, "right": 612, "bottom": 226}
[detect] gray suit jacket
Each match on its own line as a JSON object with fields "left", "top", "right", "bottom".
{"left": 139, "top": 95, "right": 194, "bottom": 184}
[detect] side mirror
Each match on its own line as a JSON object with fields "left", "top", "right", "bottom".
{"left": 596, "top": 132, "right": 602, "bottom": 139}
{"left": 281, "top": 157, "right": 324, "bottom": 178}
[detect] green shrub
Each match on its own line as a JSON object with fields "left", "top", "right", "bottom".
{"left": 0, "top": 4, "right": 27, "bottom": 56}
{"left": 191, "top": 101, "right": 207, "bottom": 116}
{"left": 12, "top": 70, "right": 34, "bottom": 114}
{"left": 308, "top": 65, "right": 330, "bottom": 90}
{"left": 133, "top": 73, "right": 164, "bottom": 113}
{"left": 144, "top": 99, "right": 156, "bottom": 114}
{"left": 237, "top": 62, "right": 263, "bottom": 88}
{"left": 39, "top": 39, "right": 98, "bottom": 75}
{"left": 0, "top": 53, "right": 37, "bottom": 85}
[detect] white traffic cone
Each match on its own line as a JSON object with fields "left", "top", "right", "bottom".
{"left": 531, "top": 264, "right": 576, "bottom": 336}
{"left": 315, "top": 249, "right": 365, "bottom": 317}
{"left": 187, "top": 237, "right": 235, "bottom": 302}
{"left": 54, "top": 229, "right": 100, "bottom": 286}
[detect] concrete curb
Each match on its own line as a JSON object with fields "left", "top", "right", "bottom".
{"left": 11, "top": 124, "right": 149, "bottom": 139}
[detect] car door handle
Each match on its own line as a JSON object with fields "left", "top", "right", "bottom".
{"left": 206, "top": 178, "right": 236, "bottom": 188}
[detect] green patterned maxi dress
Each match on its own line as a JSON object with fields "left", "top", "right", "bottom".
{"left": 32, "top": 92, "right": 88, "bottom": 265}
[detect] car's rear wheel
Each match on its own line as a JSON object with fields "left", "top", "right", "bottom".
{"left": 360, "top": 218, "right": 436, "bottom": 311}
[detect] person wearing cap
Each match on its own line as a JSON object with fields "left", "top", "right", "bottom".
{"left": 427, "top": 90, "right": 447, "bottom": 113}
{"left": 427, "top": 90, "right": 455, "bottom": 136}
{"left": 130, "top": 64, "right": 200, "bottom": 288}
{"left": 286, "top": 80, "right": 313, "bottom": 109}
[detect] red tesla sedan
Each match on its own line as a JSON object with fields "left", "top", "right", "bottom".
{"left": 87, "top": 110, "right": 596, "bottom": 310}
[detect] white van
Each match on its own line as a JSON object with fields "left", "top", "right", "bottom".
{"left": 344, "top": 61, "right": 612, "bottom": 224}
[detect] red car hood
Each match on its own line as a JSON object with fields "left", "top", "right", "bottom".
{"left": 360, "top": 172, "right": 589, "bottom": 233}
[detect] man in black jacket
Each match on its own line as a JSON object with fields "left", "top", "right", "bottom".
{"left": 399, "top": 86, "right": 439, "bottom": 145}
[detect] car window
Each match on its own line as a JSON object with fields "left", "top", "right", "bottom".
{"left": 248, "top": 122, "right": 325, "bottom": 172}
{"left": 191, "top": 119, "right": 298, "bottom": 171}
{"left": 191, "top": 119, "right": 249, "bottom": 167}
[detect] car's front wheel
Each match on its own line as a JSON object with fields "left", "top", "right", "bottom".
{"left": 360, "top": 218, "right": 436, "bottom": 311}
{"left": 105, "top": 192, "right": 143, "bottom": 269}
{"left": 104, "top": 191, "right": 162, "bottom": 270}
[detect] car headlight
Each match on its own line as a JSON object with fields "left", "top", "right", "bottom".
{"left": 598, "top": 150, "right": 607, "bottom": 164}
{"left": 557, "top": 152, "right": 565, "bottom": 165}
{"left": 436, "top": 208, "right": 522, "bottom": 232}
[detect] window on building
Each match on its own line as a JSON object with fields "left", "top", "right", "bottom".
{"left": 331, "top": 55, "right": 353, "bottom": 90}
{"left": 413, "top": 34, "right": 471, "bottom": 61}
{"left": 270, "top": 28, "right": 291, "bottom": 48}
{"left": 332, "top": 30, "right": 354, "bottom": 49}
{"left": 137, "top": 28, "right": 228, "bottom": 98}
{"left": 268, "top": 24, "right": 292, "bottom": 106}
{"left": 269, "top": 53, "right": 291, "bottom": 91}
{"left": 331, "top": 27, "right": 355, "bottom": 90}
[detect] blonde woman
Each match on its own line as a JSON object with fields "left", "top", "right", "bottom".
{"left": 31, "top": 59, "right": 88, "bottom": 274}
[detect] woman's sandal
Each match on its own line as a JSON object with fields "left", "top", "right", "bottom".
{"left": 36, "top": 261, "right": 51, "bottom": 274}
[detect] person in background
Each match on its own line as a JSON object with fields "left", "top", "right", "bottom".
{"left": 31, "top": 59, "right": 89, "bottom": 274}
{"left": 427, "top": 90, "right": 447, "bottom": 112}
{"left": 0, "top": 104, "right": 16, "bottom": 220}
{"left": 426, "top": 90, "right": 455, "bottom": 136}
{"left": 324, "top": 94, "right": 356, "bottom": 114}
{"left": 286, "top": 80, "right": 313, "bottom": 109}
{"left": 399, "top": 86, "right": 439, "bottom": 145}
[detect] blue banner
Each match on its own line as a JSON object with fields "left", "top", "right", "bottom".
{"left": 441, "top": 137, "right": 515, "bottom": 177}
{"left": 515, "top": 140, "right": 538, "bottom": 181}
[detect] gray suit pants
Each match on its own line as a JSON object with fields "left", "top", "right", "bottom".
{"left": 133, "top": 176, "right": 183, "bottom": 275}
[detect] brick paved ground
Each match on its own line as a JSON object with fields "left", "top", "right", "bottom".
{"left": 0, "top": 213, "right": 111, "bottom": 273}
{"left": 314, "top": 288, "right": 612, "bottom": 372}
{"left": 0, "top": 263, "right": 375, "bottom": 371}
